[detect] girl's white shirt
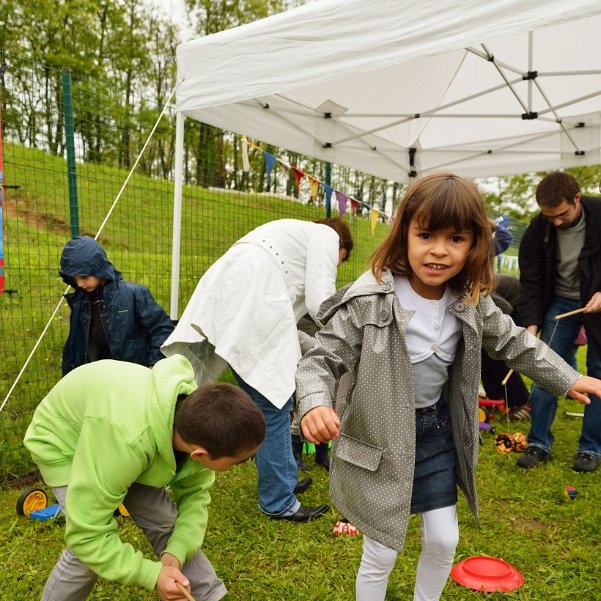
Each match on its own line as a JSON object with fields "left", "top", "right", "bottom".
{"left": 393, "top": 275, "right": 461, "bottom": 365}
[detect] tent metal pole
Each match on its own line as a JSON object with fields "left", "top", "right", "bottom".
{"left": 170, "top": 111, "right": 185, "bottom": 321}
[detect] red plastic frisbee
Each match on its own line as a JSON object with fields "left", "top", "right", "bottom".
{"left": 451, "top": 556, "right": 524, "bottom": 592}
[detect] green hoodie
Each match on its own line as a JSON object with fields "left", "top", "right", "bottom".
{"left": 24, "top": 354, "right": 215, "bottom": 590}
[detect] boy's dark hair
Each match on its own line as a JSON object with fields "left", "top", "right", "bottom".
{"left": 314, "top": 217, "right": 354, "bottom": 261}
{"left": 536, "top": 171, "right": 580, "bottom": 208}
{"left": 175, "top": 383, "right": 265, "bottom": 458}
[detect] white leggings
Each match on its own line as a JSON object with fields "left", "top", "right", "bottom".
{"left": 356, "top": 505, "right": 459, "bottom": 601}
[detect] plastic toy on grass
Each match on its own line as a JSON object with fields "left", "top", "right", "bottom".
{"left": 451, "top": 556, "right": 524, "bottom": 592}
{"left": 494, "top": 432, "right": 527, "bottom": 454}
{"left": 564, "top": 485, "right": 578, "bottom": 500}
{"left": 333, "top": 518, "right": 359, "bottom": 536}
{"left": 16, "top": 487, "right": 129, "bottom": 521}
{"left": 478, "top": 398, "right": 505, "bottom": 433}
{"left": 16, "top": 487, "right": 61, "bottom": 522}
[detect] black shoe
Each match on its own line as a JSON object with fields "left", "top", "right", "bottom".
{"left": 291, "top": 434, "right": 309, "bottom": 470}
{"left": 573, "top": 452, "right": 600, "bottom": 472}
{"left": 315, "top": 443, "right": 330, "bottom": 471}
{"left": 517, "top": 445, "right": 551, "bottom": 468}
{"left": 294, "top": 476, "right": 312, "bottom": 495}
{"left": 270, "top": 503, "right": 329, "bottom": 523}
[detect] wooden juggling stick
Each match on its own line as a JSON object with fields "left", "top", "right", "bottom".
{"left": 176, "top": 582, "right": 197, "bottom": 601}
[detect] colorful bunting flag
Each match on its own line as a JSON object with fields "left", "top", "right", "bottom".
{"left": 263, "top": 151, "right": 276, "bottom": 187}
{"left": 241, "top": 137, "right": 250, "bottom": 172}
{"left": 370, "top": 208, "right": 379, "bottom": 235}
{"left": 291, "top": 166, "right": 305, "bottom": 189}
{"left": 308, "top": 176, "right": 320, "bottom": 203}
{"left": 335, "top": 191, "right": 348, "bottom": 219}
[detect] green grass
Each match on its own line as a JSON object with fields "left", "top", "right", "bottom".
{"left": 1, "top": 391, "right": 599, "bottom": 600}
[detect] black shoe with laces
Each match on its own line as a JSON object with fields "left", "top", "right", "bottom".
{"left": 573, "top": 452, "right": 600, "bottom": 472}
{"left": 516, "top": 445, "right": 551, "bottom": 468}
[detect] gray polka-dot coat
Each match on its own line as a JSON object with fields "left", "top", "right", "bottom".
{"left": 296, "top": 269, "right": 581, "bottom": 552}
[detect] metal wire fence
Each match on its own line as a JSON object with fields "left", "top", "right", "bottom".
{"left": 0, "top": 52, "right": 395, "bottom": 482}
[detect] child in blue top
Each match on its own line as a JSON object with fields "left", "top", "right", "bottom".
{"left": 59, "top": 236, "right": 174, "bottom": 374}
{"left": 296, "top": 173, "right": 601, "bottom": 601}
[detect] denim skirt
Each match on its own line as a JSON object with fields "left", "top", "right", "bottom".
{"left": 410, "top": 397, "right": 457, "bottom": 514}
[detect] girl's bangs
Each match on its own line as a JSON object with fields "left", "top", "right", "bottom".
{"left": 414, "top": 188, "right": 477, "bottom": 233}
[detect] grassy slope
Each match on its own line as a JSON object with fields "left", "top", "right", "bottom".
{"left": 0, "top": 142, "right": 387, "bottom": 479}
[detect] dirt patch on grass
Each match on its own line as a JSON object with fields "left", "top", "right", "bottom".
{"left": 6, "top": 194, "right": 96, "bottom": 237}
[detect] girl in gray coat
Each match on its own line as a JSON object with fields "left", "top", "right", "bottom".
{"left": 296, "top": 173, "right": 601, "bottom": 601}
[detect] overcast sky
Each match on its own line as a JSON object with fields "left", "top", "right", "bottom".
{"left": 149, "top": 0, "right": 195, "bottom": 42}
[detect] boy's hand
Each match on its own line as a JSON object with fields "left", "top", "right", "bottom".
{"left": 301, "top": 406, "right": 340, "bottom": 444}
{"left": 567, "top": 376, "right": 601, "bottom": 405}
{"left": 156, "top": 564, "right": 190, "bottom": 600}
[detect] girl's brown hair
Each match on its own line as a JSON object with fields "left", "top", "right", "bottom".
{"left": 371, "top": 173, "right": 494, "bottom": 304}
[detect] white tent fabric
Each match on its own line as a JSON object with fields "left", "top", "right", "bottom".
{"left": 176, "top": 0, "right": 601, "bottom": 182}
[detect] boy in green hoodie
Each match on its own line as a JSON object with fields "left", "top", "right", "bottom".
{"left": 24, "top": 354, "right": 265, "bottom": 601}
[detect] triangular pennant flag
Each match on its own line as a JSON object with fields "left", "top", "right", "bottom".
{"left": 370, "top": 208, "right": 379, "bottom": 235}
{"left": 323, "top": 183, "right": 333, "bottom": 214}
{"left": 335, "top": 191, "right": 348, "bottom": 219}
{"left": 241, "top": 137, "right": 251, "bottom": 172}
{"left": 263, "top": 151, "right": 276, "bottom": 186}
{"left": 308, "top": 176, "right": 320, "bottom": 201}
{"left": 291, "top": 166, "right": 305, "bottom": 189}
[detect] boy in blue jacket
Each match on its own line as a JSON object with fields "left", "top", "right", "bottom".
{"left": 59, "top": 236, "right": 174, "bottom": 374}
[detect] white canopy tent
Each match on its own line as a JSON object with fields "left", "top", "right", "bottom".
{"left": 169, "top": 0, "right": 601, "bottom": 316}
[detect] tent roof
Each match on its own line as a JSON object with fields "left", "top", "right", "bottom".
{"left": 176, "top": 0, "right": 601, "bottom": 183}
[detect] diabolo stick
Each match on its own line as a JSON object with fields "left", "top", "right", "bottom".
{"left": 176, "top": 582, "right": 197, "bottom": 601}
{"left": 555, "top": 307, "right": 587, "bottom": 320}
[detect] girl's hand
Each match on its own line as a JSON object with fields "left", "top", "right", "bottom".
{"left": 567, "top": 376, "right": 601, "bottom": 405}
{"left": 301, "top": 406, "right": 340, "bottom": 444}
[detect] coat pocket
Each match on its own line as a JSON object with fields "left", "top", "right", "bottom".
{"left": 336, "top": 434, "right": 383, "bottom": 472}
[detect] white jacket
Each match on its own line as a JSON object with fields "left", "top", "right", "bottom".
{"left": 161, "top": 219, "right": 340, "bottom": 408}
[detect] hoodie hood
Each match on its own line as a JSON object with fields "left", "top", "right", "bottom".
{"left": 147, "top": 354, "right": 198, "bottom": 471}
{"left": 59, "top": 237, "right": 121, "bottom": 287}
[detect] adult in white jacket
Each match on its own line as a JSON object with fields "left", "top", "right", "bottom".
{"left": 162, "top": 218, "right": 353, "bottom": 522}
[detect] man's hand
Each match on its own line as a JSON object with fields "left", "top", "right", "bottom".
{"left": 567, "top": 376, "right": 601, "bottom": 405}
{"left": 301, "top": 406, "right": 340, "bottom": 444}
{"left": 156, "top": 560, "right": 191, "bottom": 601}
{"left": 584, "top": 291, "right": 601, "bottom": 314}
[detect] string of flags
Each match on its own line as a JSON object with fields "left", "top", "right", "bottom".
{"left": 242, "top": 137, "right": 391, "bottom": 235}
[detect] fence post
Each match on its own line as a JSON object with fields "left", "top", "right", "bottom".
{"left": 325, "top": 161, "right": 331, "bottom": 217}
{"left": 62, "top": 68, "right": 79, "bottom": 238}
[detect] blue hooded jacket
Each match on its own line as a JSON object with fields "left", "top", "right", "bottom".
{"left": 59, "top": 237, "right": 174, "bottom": 375}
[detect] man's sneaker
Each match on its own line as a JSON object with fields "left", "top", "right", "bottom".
{"left": 516, "top": 446, "right": 551, "bottom": 468}
{"left": 509, "top": 405, "right": 531, "bottom": 422}
{"left": 573, "top": 452, "right": 600, "bottom": 473}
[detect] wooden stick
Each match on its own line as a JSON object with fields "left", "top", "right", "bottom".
{"left": 555, "top": 307, "right": 587, "bottom": 320}
{"left": 501, "top": 369, "right": 514, "bottom": 386}
{"left": 176, "top": 582, "right": 197, "bottom": 601}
